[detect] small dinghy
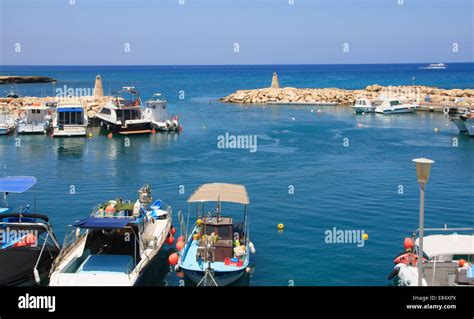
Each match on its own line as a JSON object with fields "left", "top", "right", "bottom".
{"left": 0, "top": 176, "right": 60, "bottom": 286}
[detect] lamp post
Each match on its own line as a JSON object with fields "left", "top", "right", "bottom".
{"left": 412, "top": 157, "right": 434, "bottom": 286}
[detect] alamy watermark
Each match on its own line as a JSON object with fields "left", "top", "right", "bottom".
{"left": 325, "top": 227, "right": 367, "bottom": 247}
{"left": 217, "top": 132, "right": 258, "bottom": 153}
{"left": 0, "top": 228, "right": 39, "bottom": 247}
{"left": 55, "top": 85, "right": 95, "bottom": 97}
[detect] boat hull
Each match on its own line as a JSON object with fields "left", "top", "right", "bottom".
{"left": 466, "top": 118, "right": 474, "bottom": 137}
{"left": 18, "top": 123, "right": 49, "bottom": 134}
{"left": 52, "top": 125, "right": 87, "bottom": 137}
{"left": 99, "top": 120, "right": 151, "bottom": 135}
{"left": 0, "top": 127, "right": 14, "bottom": 135}
{"left": 375, "top": 107, "right": 417, "bottom": 114}
{"left": 182, "top": 268, "right": 246, "bottom": 286}
{"left": 451, "top": 117, "right": 468, "bottom": 133}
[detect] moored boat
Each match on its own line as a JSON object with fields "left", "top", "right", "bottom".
{"left": 96, "top": 87, "right": 151, "bottom": 135}
{"left": 177, "top": 183, "right": 255, "bottom": 286}
{"left": 49, "top": 184, "right": 172, "bottom": 286}
{"left": 0, "top": 115, "right": 17, "bottom": 135}
{"left": 0, "top": 176, "right": 60, "bottom": 286}
{"left": 17, "top": 104, "right": 52, "bottom": 134}
{"left": 143, "top": 93, "right": 181, "bottom": 132}
{"left": 375, "top": 98, "right": 418, "bottom": 114}
{"left": 51, "top": 100, "right": 88, "bottom": 137}
{"left": 389, "top": 230, "right": 474, "bottom": 286}
{"left": 351, "top": 98, "right": 376, "bottom": 114}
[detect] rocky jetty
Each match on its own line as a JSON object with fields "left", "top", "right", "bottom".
{"left": 0, "top": 76, "right": 56, "bottom": 85}
{"left": 221, "top": 81, "right": 474, "bottom": 106}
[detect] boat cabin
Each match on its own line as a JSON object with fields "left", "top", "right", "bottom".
{"left": 200, "top": 216, "right": 234, "bottom": 262}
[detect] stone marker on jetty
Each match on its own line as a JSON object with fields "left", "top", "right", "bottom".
{"left": 221, "top": 73, "right": 474, "bottom": 110}
{"left": 94, "top": 75, "right": 104, "bottom": 98}
{"left": 271, "top": 72, "right": 280, "bottom": 89}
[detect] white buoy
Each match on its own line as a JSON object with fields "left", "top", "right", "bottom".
{"left": 434, "top": 127, "right": 440, "bottom": 133}
{"left": 249, "top": 241, "right": 256, "bottom": 254}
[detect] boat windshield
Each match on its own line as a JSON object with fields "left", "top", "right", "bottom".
{"left": 116, "top": 109, "right": 142, "bottom": 121}
{"left": 390, "top": 100, "right": 401, "bottom": 106}
{"left": 58, "top": 110, "right": 84, "bottom": 125}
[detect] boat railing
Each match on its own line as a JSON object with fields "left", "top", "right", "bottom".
{"left": 413, "top": 227, "right": 474, "bottom": 237}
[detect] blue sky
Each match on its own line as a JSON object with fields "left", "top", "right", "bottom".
{"left": 0, "top": 0, "right": 472, "bottom": 65}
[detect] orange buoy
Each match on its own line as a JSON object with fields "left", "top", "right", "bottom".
{"left": 166, "top": 236, "right": 174, "bottom": 245}
{"left": 459, "top": 259, "right": 467, "bottom": 267}
{"left": 108, "top": 132, "right": 113, "bottom": 139}
{"left": 170, "top": 227, "right": 177, "bottom": 235}
{"left": 168, "top": 253, "right": 179, "bottom": 265}
{"left": 176, "top": 241, "right": 185, "bottom": 251}
{"left": 177, "top": 235, "right": 185, "bottom": 242}
{"left": 403, "top": 238, "right": 414, "bottom": 250}
{"left": 152, "top": 128, "right": 156, "bottom": 135}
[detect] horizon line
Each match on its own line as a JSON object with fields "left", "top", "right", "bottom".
{"left": 1, "top": 61, "right": 473, "bottom": 68}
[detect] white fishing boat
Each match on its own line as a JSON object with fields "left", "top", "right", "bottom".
{"left": 17, "top": 104, "right": 52, "bottom": 134}
{"left": 388, "top": 229, "right": 474, "bottom": 286}
{"left": 49, "top": 185, "right": 172, "bottom": 286}
{"left": 96, "top": 87, "right": 151, "bottom": 135}
{"left": 143, "top": 93, "right": 181, "bottom": 132}
{"left": 351, "top": 98, "right": 376, "bottom": 114}
{"left": 0, "top": 115, "right": 17, "bottom": 135}
{"left": 424, "top": 63, "right": 447, "bottom": 70}
{"left": 375, "top": 98, "right": 418, "bottom": 114}
{"left": 51, "top": 100, "right": 88, "bottom": 137}
{"left": 177, "top": 183, "right": 255, "bottom": 286}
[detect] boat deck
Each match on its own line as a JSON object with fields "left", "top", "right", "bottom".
{"left": 422, "top": 262, "right": 474, "bottom": 286}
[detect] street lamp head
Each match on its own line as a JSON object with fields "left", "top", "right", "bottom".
{"left": 412, "top": 158, "right": 435, "bottom": 183}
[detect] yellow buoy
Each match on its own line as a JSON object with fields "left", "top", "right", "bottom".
{"left": 88, "top": 132, "right": 93, "bottom": 138}
{"left": 363, "top": 233, "right": 369, "bottom": 241}
{"left": 277, "top": 223, "right": 284, "bottom": 230}
{"left": 197, "top": 218, "right": 203, "bottom": 226}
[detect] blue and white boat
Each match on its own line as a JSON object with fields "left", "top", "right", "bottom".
{"left": 51, "top": 100, "right": 88, "bottom": 137}
{"left": 49, "top": 184, "right": 172, "bottom": 286}
{"left": 178, "top": 183, "right": 255, "bottom": 286}
{"left": 0, "top": 176, "right": 60, "bottom": 286}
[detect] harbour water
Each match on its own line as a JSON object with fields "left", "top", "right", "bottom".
{"left": 1, "top": 64, "right": 473, "bottom": 286}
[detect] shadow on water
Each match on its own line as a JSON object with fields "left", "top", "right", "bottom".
{"left": 53, "top": 137, "right": 86, "bottom": 159}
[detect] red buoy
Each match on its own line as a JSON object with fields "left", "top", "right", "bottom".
{"left": 403, "top": 238, "right": 414, "bottom": 250}
{"left": 168, "top": 253, "right": 179, "bottom": 265}
{"left": 176, "top": 241, "right": 185, "bottom": 251}
{"left": 459, "top": 259, "right": 467, "bottom": 267}
{"left": 170, "top": 227, "right": 177, "bottom": 235}
{"left": 177, "top": 235, "right": 185, "bottom": 243}
{"left": 166, "top": 236, "right": 174, "bottom": 245}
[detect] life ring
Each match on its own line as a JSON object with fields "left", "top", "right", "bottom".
{"left": 443, "top": 106, "right": 450, "bottom": 115}
{"left": 18, "top": 110, "right": 27, "bottom": 120}
{"left": 393, "top": 252, "right": 426, "bottom": 266}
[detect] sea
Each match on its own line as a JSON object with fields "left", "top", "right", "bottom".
{"left": 1, "top": 63, "right": 473, "bottom": 286}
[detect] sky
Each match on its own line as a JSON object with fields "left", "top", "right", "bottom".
{"left": 0, "top": 0, "right": 473, "bottom": 65}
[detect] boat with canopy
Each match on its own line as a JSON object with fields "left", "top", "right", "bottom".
{"left": 0, "top": 176, "right": 60, "bottom": 286}
{"left": 177, "top": 183, "right": 255, "bottom": 286}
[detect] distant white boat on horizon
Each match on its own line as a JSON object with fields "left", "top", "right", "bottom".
{"left": 421, "top": 63, "right": 447, "bottom": 70}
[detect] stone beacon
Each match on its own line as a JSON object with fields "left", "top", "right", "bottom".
{"left": 94, "top": 74, "right": 104, "bottom": 97}
{"left": 271, "top": 72, "right": 280, "bottom": 89}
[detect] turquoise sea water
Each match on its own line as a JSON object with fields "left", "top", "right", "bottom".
{"left": 0, "top": 64, "right": 473, "bottom": 286}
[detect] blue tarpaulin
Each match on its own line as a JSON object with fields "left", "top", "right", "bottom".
{"left": 0, "top": 176, "right": 36, "bottom": 193}
{"left": 73, "top": 216, "right": 131, "bottom": 229}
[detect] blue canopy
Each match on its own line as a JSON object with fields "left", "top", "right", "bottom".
{"left": 58, "top": 108, "right": 83, "bottom": 112}
{"left": 0, "top": 176, "right": 37, "bottom": 193}
{"left": 73, "top": 216, "right": 131, "bottom": 229}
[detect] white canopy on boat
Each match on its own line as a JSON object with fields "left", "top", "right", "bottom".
{"left": 416, "top": 234, "right": 474, "bottom": 258}
{"left": 20, "top": 105, "right": 49, "bottom": 111}
{"left": 187, "top": 183, "right": 249, "bottom": 205}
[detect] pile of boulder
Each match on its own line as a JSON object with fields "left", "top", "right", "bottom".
{"left": 221, "top": 82, "right": 474, "bottom": 106}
